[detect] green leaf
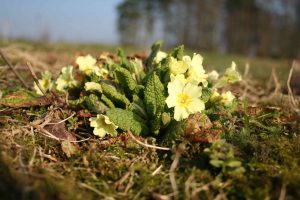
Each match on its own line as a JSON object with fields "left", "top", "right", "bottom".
{"left": 201, "top": 88, "right": 212, "bottom": 103}
{"left": 101, "top": 94, "right": 115, "bottom": 109}
{"left": 227, "top": 160, "right": 242, "bottom": 168}
{"left": 144, "top": 73, "right": 165, "bottom": 118}
{"left": 116, "top": 48, "right": 126, "bottom": 65}
{"left": 116, "top": 48, "right": 134, "bottom": 72}
{"left": 171, "top": 45, "right": 184, "bottom": 60}
{"left": 210, "top": 159, "right": 224, "bottom": 168}
{"left": 69, "top": 94, "right": 107, "bottom": 114}
{"left": 83, "top": 94, "right": 107, "bottom": 113}
{"left": 160, "top": 120, "right": 187, "bottom": 146}
{"left": 101, "top": 83, "right": 130, "bottom": 108}
{"left": 115, "top": 67, "right": 137, "bottom": 92}
{"left": 107, "top": 108, "right": 149, "bottom": 136}
{"left": 143, "top": 72, "right": 166, "bottom": 134}
{"left": 134, "top": 85, "right": 145, "bottom": 94}
{"left": 128, "top": 95, "right": 147, "bottom": 119}
{"left": 145, "top": 41, "right": 162, "bottom": 68}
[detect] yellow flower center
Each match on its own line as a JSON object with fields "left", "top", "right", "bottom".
{"left": 177, "top": 93, "right": 191, "bottom": 107}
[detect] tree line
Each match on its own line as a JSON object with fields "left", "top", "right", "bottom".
{"left": 117, "top": 0, "right": 300, "bottom": 58}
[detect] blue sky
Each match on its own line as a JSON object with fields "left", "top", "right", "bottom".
{"left": 0, "top": 0, "right": 123, "bottom": 44}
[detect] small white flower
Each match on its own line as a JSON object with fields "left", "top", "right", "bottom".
{"left": 221, "top": 91, "right": 235, "bottom": 106}
{"left": 33, "top": 71, "right": 54, "bottom": 95}
{"left": 89, "top": 114, "right": 118, "bottom": 137}
{"left": 76, "top": 54, "right": 97, "bottom": 75}
{"left": 56, "top": 66, "right": 78, "bottom": 92}
{"left": 154, "top": 51, "right": 167, "bottom": 63}
{"left": 165, "top": 76, "right": 205, "bottom": 121}
{"left": 84, "top": 82, "right": 102, "bottom": 92}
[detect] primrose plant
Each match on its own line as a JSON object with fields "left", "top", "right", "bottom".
{"left": 33, "top": 42, "right": 241, "bottom": 143}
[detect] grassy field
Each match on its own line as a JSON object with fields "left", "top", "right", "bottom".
{"left": 0, "top": 40, "right": 299, "bottom": 200}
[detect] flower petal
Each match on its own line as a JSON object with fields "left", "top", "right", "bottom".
{"left": 191, "top": 53, "right": 203, "bottom": 67}
{"left": 183, "top": 83, "right": 202, "bottom": 98}
{"left": 174, "top": 106, "right": 189, "bottom": 121}
{"left": 187, "top": 98, "right": 205, "bottom": 114}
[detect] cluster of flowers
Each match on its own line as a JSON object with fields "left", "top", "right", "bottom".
{"left": 155, "top": 52, "right": 240, "bottom": 121}
{"left": 34, "top": 49, "right": 241, "bottom": 138}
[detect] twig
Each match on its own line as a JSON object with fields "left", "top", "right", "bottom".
{"left": 151, "top": 164, "right": 163, "bottom": 176}
{"left": 25, "top": 62, "right": 46, "bottom": 95}
{"left": 128, "top": 131, "right": 170, "bottom": 151}
{"left": 243, "top": 62, "right": 250, "bottom": 77}
{"left": 47, "top": 112, "right": 76, "bottom": 125}
{"left": 0, "top": 48, "right": 29, "bottom": 88}
{"left": 272, "top": 69, "right": 281, "bottom": 94}
{"left": 169, "top": 149, "right": 181, "bottom": 200}
{"left": 39, "top": 147, "right": 58, "bottom": 162}
{"left": 79, "top": 182, "right": 115, "bottom": 199}
{"left": 287, "top": 61, "right": 299, "bottom": 112}
{"left": 278, "top": 183, "right": 286, "bottom": 200}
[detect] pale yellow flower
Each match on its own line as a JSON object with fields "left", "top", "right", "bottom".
{"left": 33, "top": 71, "right": 54, "bottom": 95}
{"left": 221, "top": 91, "right": 235, "bottom": 106}
{"left": 94, "top": 67, "right": 109, "bottom": 77}
{"left": 76, "top": 54, "right": 97, "bottom": 75}
{"left": 169, "top": 57, "right": 189, "bottom": 75}
{"left": 89, "top": 114, "right": 118, "bottom": 137}
{"left": 170, "top": 74, "right": 187, "bottom": 85}
{"left": 185, "top": 54, "right": 208, "bottom": 86}
{"left": 154, "top": 51, "right": 167, "bottom": 63}
{"left": 208, "top": 70, "right": 219, "bottom": 81}
{"left": 223, "top": 62, "right": 241, "bottom": 83}
{"left": 84, "top": 82, "right": 102, "bottom": 92}
{"left": 214, "top": 62, "right": 241, "bottom": 88}
{"left": 166, "top": 77, "right": 205, "bottom": 121}
{"left": 56, "top": 66, "right": 78, "bottom": 92}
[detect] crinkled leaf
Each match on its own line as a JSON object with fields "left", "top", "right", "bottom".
{"left": 101, "top": 83, "right": 130, "bottom": 108}
{"left": 144, "top": 73, "right": 165, "bottom": 118}
{"left": 143, "top": 72, "right": 165, "bottom": 134}
{"left": 106, "top": 108, "right": 149, "bottom": 136}
{"left": 134, "top": 85, "right": 145, "bottom": 95}
{"left": 116, "top": 48, "right": 134, "bottom": 72}
{"left": 201, "top": 88, "right": 213, "bottom": 103}
{"left": 115, "top": 67, "right": 137, "bottom": 92}
{"left": 128, "top": 95, "right": 147, "bottom": 119}
{"left": 145, "top": 40, "right": 162, "bottom": 68}
{"left": 171, "top": 45, "right": 184, "bottom": 60}
{"left": 160, "top": 120, "right": 187, "bottom": 146}
{"left": 69, "top": 94, "right": 107, "bottom": 114}
{"left": 101, "top": 94, "right": 115, "bottom": 108}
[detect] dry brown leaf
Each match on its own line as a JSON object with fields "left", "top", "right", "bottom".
{"left": 0, "top": 90, "right": 55, "bottom": 108}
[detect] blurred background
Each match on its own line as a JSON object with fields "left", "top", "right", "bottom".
{"left": 1, "top": 0, "right": 299, "bottom": 58}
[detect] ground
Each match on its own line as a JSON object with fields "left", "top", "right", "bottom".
{"left": 0, "top": 39, "right": 299, "bottom": 200}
